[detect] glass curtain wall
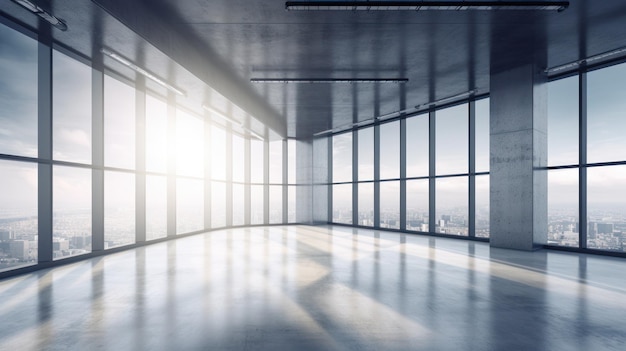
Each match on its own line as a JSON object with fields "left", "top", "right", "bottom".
{"left": 0, "top": 23, "right": 38, "bottom": 270}
{"left": 329, "top": 98, "right": 490, "bottom": 239}
{"left": 332, "top": 132, "right": 352, "bottom": 224}
{"left": 547, "top": 61, "right": 626, "bottom": 253}
{"left": 0, "top": 19, "right": 286, "bottom": 274}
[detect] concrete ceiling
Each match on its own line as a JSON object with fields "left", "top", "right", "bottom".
{"left": 2, "top": 1, "right": 626, "bottom": 139}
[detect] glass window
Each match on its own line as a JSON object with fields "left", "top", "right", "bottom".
{"left": 104, "top": 76, "right": 135, "bottom": 169}
{"left": 53, "top": 50, "right": 91, "bottom": 164}
{"left": 177, "top": 178, "right": 204, "bottom": 234}
{"left": 211, "top": 127, "right": 226, "bottom": 180}
{"left": 406, "top": 114, "right": 429, "bottom": 178}
{"left": 250, "top": 185, "right": 264, "bottom": 225}
{"left": 332, "top": 184, "right": 352, "bottom": 224}
{"left": 288, "top": 185, "right": 296, "bottom": 223}
{"left": 251, "top": 140, "right": 264, "bottom": 183}
{"left": 176, "top": 110, "right": 204, "bottom": 177}
{"left": 232, "top": 134, "right": 245, "bottom": 183}
{"left": 588, "top": 62, "right": 626, "bottom": 164}
{"left": 358, "top": 183, "right": 374, "bottom": 226}
{"left": 547, "top": 169, "right": 578, "bottom": 247}
{"left": 269, "top": 185, "right": 283, "bottom": 224}
{"left": 475, "top": 98, "right": 490, "bottom": 172}
{"left": 406, "top": 179, "right": 429, "bottom": 232}
{"left": 475, "top": 175, "right": 490, "bottom": 238}
{"left": 211, "top": 181, "right": 226, "bottom": 228}
{"left": 288, "top": 139, "right": 297, "bottom": 184}
{"left": 0, "top": 160, "right": 37, "bottom": 271}
{"left": 53, "top": 166, "right": 91, "bottom": 259}
{"left": 587, "top": 165, "right": 626, "bottom": 252}
{"left": 380, "top": 181, "right": 400, "bottom": 229}
{"left": 547, "top": 77, "right": 578, "bottom": 166}
{"left": 0, "top": 25, "right": 37, "bottom": 157}
{"left": 269, "top": 140, "right": 283, "bottom": 184}
{"left": 146, "top": 175, "right": 167, "bottom": 240}
{"left": 232, "top": 183, "right": 244, "bottom": 226}
{"left": 333, "top": 133, "right": 352, "bottom": 183}
{"left": 358, "top": 127, "right": 374, "bottom": 181}
{"left": 145, "top": 95, "right": 168, "bottom": 173}
{"left": 436, "top": 104, "right": 468, "bottom": 175}
{"left": 436, "top": 176, "right": 468, "bottom": 236}
{"left": 380, "top": 121, "right": 400, "bottom": 180}
{"left": 104, "top": 171, "right": 135, "bottom": 248}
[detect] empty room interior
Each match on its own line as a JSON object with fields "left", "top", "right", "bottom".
{"left": 2, "top": 0, "right": 626, "bottom": 350}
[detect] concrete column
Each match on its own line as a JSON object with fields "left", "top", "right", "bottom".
{"left": 135, "top": 77, "right": 146, "bottom": 243}
{"left": 38, "top": 39, "right": 53, "bottom": 262}
{"left": 225, "top": 126, "right": 233, "bottom": 227}
{"left": 489, "top": 63, "right": 547, "bottom": 250}
{"left": 312, "top": 136, "right": 329, "bottom": 223}
{"left": 352, "top": 131, "right": 359, "bottom": 226}
{"left": 297, "top": 138, "right": 314, "bottom": 224}
{"left": 167, "top": 93, "right": 177, "bottom": 236}
{"left": 204, "top": 120, "right": 212, "bottom": 229}
{"left": 91, "top": 60, "right": 105, "bottom": 252}
{"left": 243, "top": 135, "right": 251, "bottom": 225}
{"left": 282, "top": 138, "right": 288, "bottom": 224}
{"left": 263, "top": 131, "right": 269, "bottom": 224}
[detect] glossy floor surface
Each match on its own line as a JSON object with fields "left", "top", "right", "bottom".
{"left": 1, "top": 225, "right": 626, "bottom": 351}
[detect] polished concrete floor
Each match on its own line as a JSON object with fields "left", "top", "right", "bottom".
{"left": 1, "top": 225, "right": 626, "bottom": 350}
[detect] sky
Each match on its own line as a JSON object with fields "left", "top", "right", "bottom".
{"left": 0, "top": 24, "right": 37, "bottom": 158}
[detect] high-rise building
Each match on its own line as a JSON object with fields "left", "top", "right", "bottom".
{"left": 0, "top": 231, "right": 11, "bottom": 241}
{"left": 9, "top": 241, "right": 29, "bottom": 261}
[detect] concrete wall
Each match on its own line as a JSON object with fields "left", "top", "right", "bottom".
{"left": 312, "top": 137, "right": 329, "bottom": 224}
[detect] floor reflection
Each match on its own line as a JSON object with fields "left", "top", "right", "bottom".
{"left": 0, "top": 225, "right": 626, "bottom": 350}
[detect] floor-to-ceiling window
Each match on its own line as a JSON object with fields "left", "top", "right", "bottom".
{"left": 328, "top": 97, "right": 490, "bottom": 239}
{"left": 176, "top": 108, "right": 204, "bottom": 234}
{"left": 287, "top": 139, "right": 298, "bottom": 223}
{"left": 435, "top": 104, "right": 469, "bottom": 236}
{"left": 548, "top": 61, "right": 626, "bottom": 253}
{"left": 52, "top": 49, "right": 93, "bottom": 258}
{"left": 0, "top": 17, "right": 285, "bottom": 275}
{"left": 380, "top": 121, "right": 400, "bottom": 229}
{"left": 332, "top": 132, "right": 353, "bottom": 224}
{"left": 145, "top": 94, "right": 168, "bottom": 240}
{"left": 0, "top": 23, "right": 38, "bottom": 271}
{"left": 103, "top": 75, "right": 136, "bottom": 248}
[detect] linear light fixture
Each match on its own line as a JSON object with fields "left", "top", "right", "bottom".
{"left": 376, "top": 106, "right": 419, "bottom": 121}
{"left": 286, "top": 1, "right": 569, "bottom": 11}
{"left": 202, "top": 105, "right": 265, "bottom": 141}
{"left": 545, "top": 46, "right": 626, "bottom": 74}
{"left": 250, "top": 78, "right": 408, "bottom": 84}
{"left": 415, "top": 90, "right": 476, "bottom": 109}
{"left": 353, "top": 118, "right": 376, "bottom": 127}
{"left": 11, "top": 0, "right": 68, "bottom": 31}
{"left": 313, "top": 107, "right": 414, "bottom": 137}
{"left": 101, "top": 48, "right": 186, "bottom": 96}
{"left": 313, "top": 128, "right": 335, "bottom": 137}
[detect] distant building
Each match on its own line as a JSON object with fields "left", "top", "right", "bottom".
{"left": 588, "top": 222, "right": 597, "bottom": 239}
{"left": 53, "top": 240, "right": 70, "bottom": 252}
{"left": 597, "top": 223, "right": 614, "bottom": 234}
{"left": 10, "top": 240, "right": 29, "bottom": 261}
{"left": 0, "top": 230, "right": 12, "bottom": 241}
